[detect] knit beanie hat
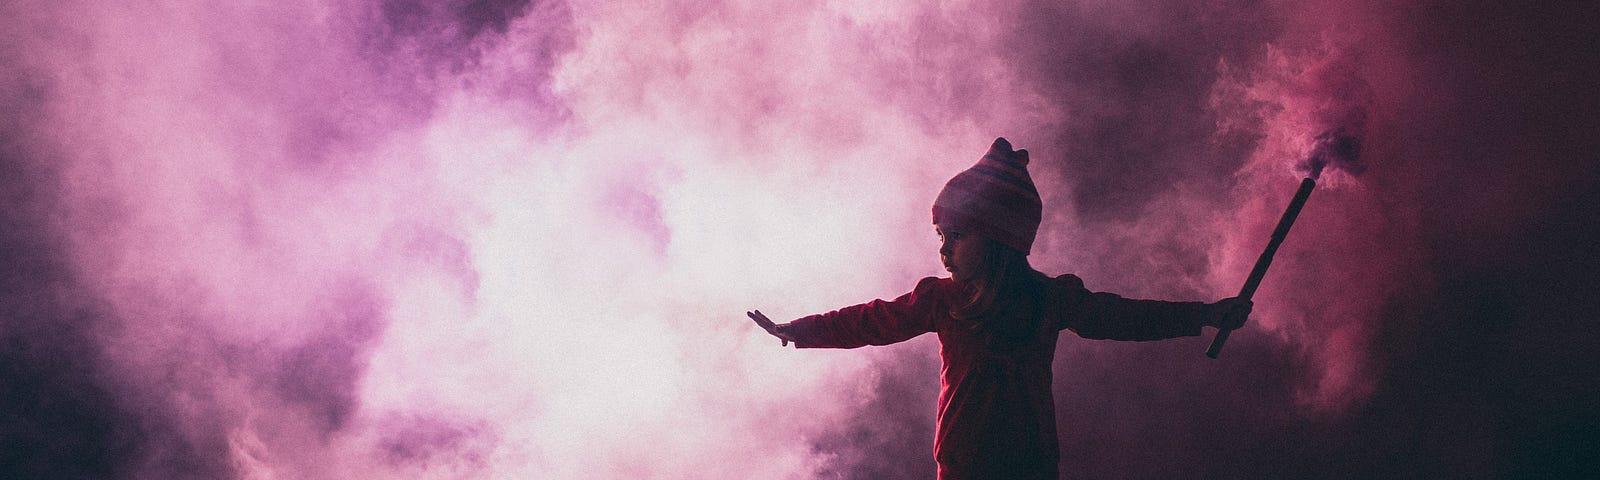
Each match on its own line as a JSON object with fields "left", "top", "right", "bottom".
{"left": 932, "top": 137, "right": 1043, "bottom": 255}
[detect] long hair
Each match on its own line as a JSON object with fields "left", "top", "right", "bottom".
{"left": 952, "top": 237, "right": 1047, "bottom": 345}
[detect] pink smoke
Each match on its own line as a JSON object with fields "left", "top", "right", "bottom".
{"left": 4, "top": 0, "right": 1595, "bottom": 478}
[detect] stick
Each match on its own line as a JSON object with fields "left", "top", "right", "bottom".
{"left": 1206, "top": 178, "right": 1316, "bottom": 358}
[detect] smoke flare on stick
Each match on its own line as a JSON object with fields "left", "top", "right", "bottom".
{"left": 1205, "top": 176, "right": 1316, "bottom": 358}
{"left": 1299, "top": 128, "right": 1366, "bottom": 180}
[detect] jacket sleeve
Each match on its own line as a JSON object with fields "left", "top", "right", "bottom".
{"left": 784, "top": 277, "right": 946, "bottom": 349}
{"left": 1049, "top": 274, "right": 1212, "bottom": 341}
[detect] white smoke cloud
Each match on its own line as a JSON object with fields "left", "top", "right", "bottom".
{"left": 4, "top": 0, "right": 1424, "bottom": 477}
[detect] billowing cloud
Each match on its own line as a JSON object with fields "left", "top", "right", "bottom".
{"left": 2, "top": 0, "right": 1595, "bottom": 478}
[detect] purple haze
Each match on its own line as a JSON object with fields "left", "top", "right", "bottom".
{"left": 3, "top": 0, "right": 1597, "bottom": 478}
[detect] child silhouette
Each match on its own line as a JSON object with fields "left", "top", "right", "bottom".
{"left": 748, "top": 137, "right": 1251, "bottom": 480}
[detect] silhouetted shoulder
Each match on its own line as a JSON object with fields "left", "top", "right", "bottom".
{"left": 911, "top": 276, "right": 965, "bottom": 304}
{"left": 1049, "top": 273, "right": 1086, "bottom": 291}
{"left": 1043, "top": 273, "right": 1090, "bottom": 304}
{"left": 1040, "top": 273, "right": 1092, "bottom": 330}
{"left": 916, "top": 275, "right": 955, "bottom": 290}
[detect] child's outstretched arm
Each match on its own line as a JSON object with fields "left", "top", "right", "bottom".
{"left": 1051, "top": 274, "right": 1253, "bottom": 341}
{"left": 745, "top": 277, "right": 948, "bottom": 349}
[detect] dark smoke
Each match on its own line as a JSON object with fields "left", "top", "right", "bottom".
{"left": 1300, "top": 128, "right": 1365, "bottom": 180}
{"left": 0, "top": 131, "right": 234, "bottom": 479}
{"left": 820, "top": 0, "right": 1600, "bottom": 478}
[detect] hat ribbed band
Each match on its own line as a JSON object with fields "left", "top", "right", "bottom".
{"left": 932, "top": 206, "right": 1038, "bottom": 255}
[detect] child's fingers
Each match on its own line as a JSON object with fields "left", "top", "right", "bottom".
{"left": 757, "top": 314, "right": 780, "bottom": 333}
{"left": 747, "top": 311, "right": 771, "bottom": 328}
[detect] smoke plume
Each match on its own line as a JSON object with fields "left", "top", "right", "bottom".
{"left": 2, "top": 0, "right": 1595, "bottom": 478}
{"left": 1300, "top": 128, "right": 1364, "bottom": 180}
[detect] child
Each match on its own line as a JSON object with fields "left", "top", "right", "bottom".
{"left": 747, "top": 138, "right": 1251, "bottom": 480}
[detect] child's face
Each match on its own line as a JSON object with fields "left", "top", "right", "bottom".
{"left": 936, "top": 223, "right": 984, "bottom": 284}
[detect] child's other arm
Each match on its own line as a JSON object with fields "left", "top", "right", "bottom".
{"left": 1051, "top": 274, "right": 1241, "bottom": 341}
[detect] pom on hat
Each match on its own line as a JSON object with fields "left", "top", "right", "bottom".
{"left": 931, "top": 137, "right": 1043, "bottom": 254}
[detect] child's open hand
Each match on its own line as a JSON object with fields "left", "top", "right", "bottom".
{"left": 747, "top": 310, "right": 797, "bottom": 347}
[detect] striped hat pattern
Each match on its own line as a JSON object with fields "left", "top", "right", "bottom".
{"left": 932, "top": 137, "right": 1043, "bottom": 255}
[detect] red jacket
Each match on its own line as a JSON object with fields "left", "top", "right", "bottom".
{"left": 784, "top": 274, "right": 1211, "bottom": 480}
